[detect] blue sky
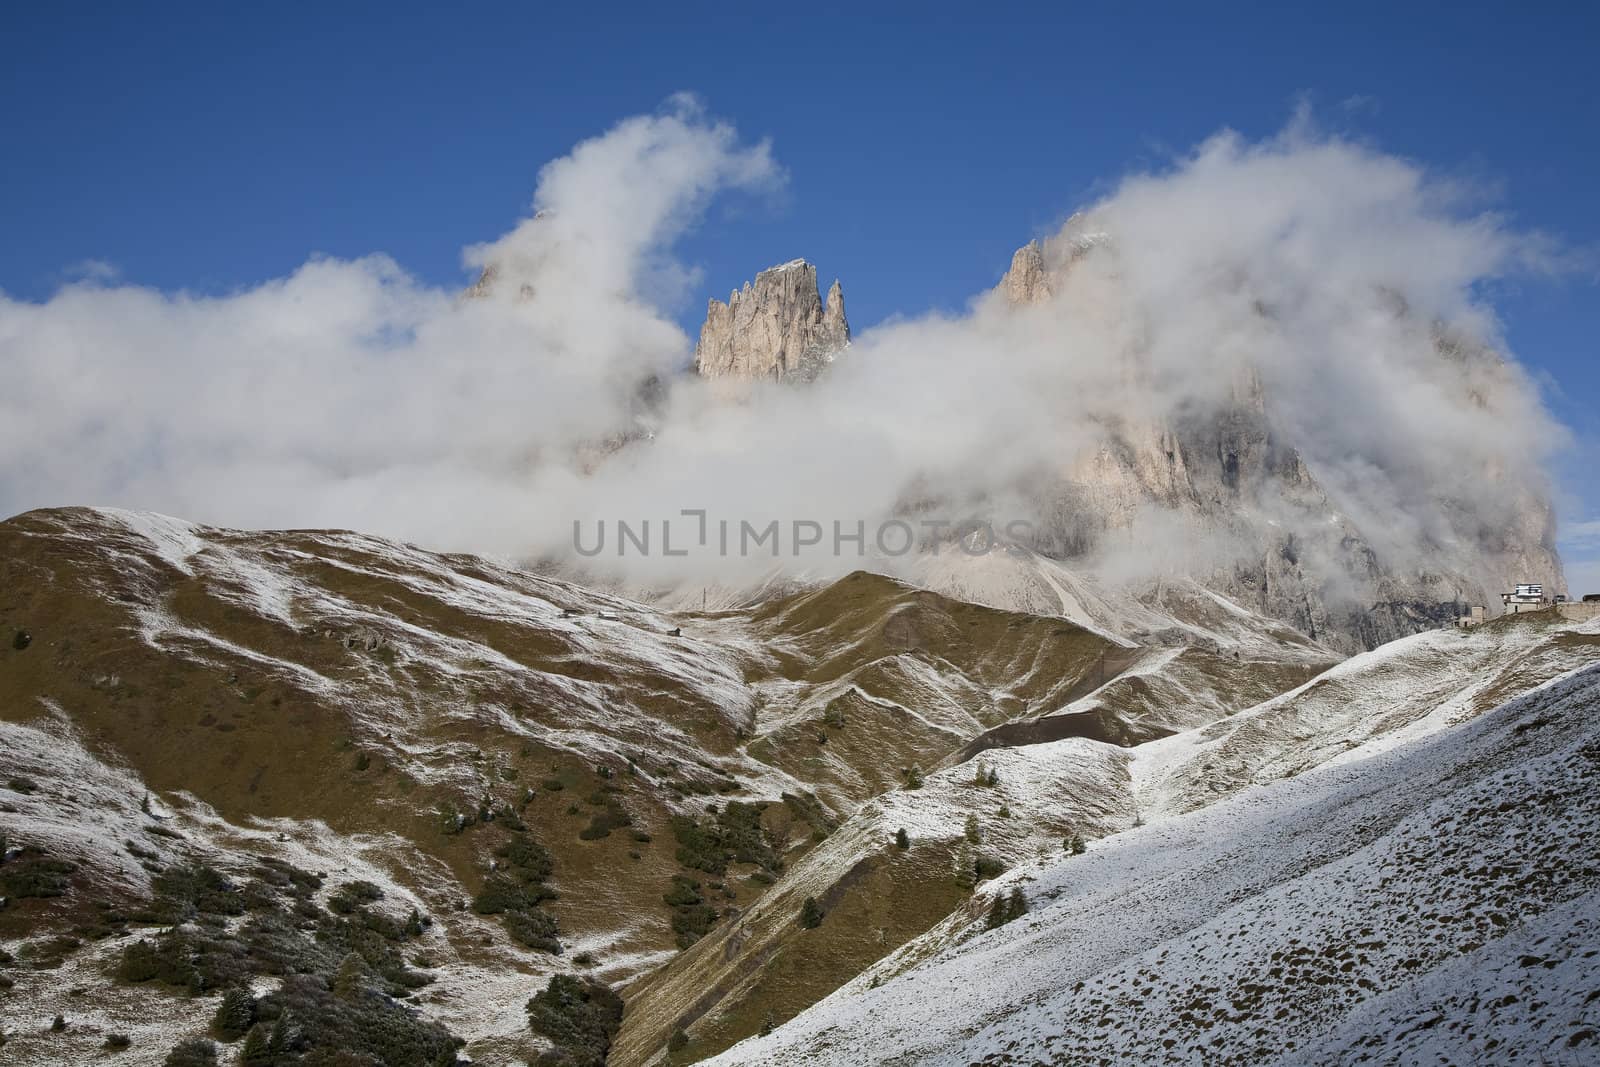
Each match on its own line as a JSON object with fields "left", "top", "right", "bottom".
{"left": 3, "top": 2, "right": 1598, "bottom": 586}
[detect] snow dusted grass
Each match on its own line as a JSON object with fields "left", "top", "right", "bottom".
{"left": 712, "top": 657, "right": 1600, "bottom": 1065}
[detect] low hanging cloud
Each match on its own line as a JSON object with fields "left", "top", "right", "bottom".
{"left": 0, "top": 101, "right": 1570, "bottom": 604}
{"left": 0, "top": 94, "right": 780, "bottom": 552}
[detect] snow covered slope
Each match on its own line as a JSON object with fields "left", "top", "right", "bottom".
{"left": 707, "top": 619, "right": 1600, "bottom": 1065}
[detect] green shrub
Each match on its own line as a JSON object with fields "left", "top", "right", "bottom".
{"left": 964, "top": 814, "right": 982, "bottom": 844}
{"left": 799, "top": 896, "right": 824, "bottom": 929}
{"left": 11, "top": 629, "right": 30, "bottom": 651}
{"left": 327, "top": 880, "right": 384, "bottom": 915}
{"left": 473, "top": 832, "right": 561, "bottom": 953}
{"left": 105, "top": 1033, "right": 132, "bottom": 1049}
{"left": 162, "top": 1039, "right": 218, "bottom": 1067}
{"left": 781, "top": 792, "right": 836, "bottom": 838}
{"left": 578, "top": 799, "right": 632, "bottom": 841}
{"left": 140, "top": 863, "right": 245, "bottom": 923}
{"left": 974, "top": 854, "right": 1006, "bottom": 882}
{"left": 663, "top": 876, "right": 717, "bottom": 948}
{"left": 248, "top": 973, "right": 460, "bottom": 1066}
{"left": 0, "top": 848, "right": 76, "bottom": 898}
{"left": 670, "top": 801, "right": 781, "bottom": 875}
{"left": 985, "top": 887, "right": 1027, "bottom": 930}
{"left": 526, "top": 973, "right": 624, "bottom": 1067}
{"left": 895, "top": 828, "right": 910, "bottom": 850}
{"left": 822, "top": 700, "right": 847, "bottom": 729}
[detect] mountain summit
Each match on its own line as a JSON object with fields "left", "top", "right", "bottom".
{"left": 693, "top": 260, "right": 849, "bottom": 382}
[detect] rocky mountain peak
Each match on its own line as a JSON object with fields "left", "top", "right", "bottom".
{"left": 1003, "top": 240, "right": 1053, "bottom": 306}
{"left": 998, "top": 215, "right": 1110, "bottom": 307}
{"left": 693, "top": 260, "right": 850, "bottom": 382}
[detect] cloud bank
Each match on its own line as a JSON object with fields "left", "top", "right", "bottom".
{"left": 0, "top": 102, "right": 1569, "bottom": 607}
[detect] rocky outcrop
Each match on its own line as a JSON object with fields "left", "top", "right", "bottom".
{"left": 999, "top": 215, "right": 1109, "bottom": 307}
{"left": 1003, "top": 241, "right": 1053, "bottom": 306}
{"left": 693, "top": 261, "right": 849, "bottom": 382}
{"left": 992, "top": 233, "right": 1565, "bottom": 653}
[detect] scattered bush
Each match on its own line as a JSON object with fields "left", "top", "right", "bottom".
{"left": 248, "top": 973, "right": 460, "bottom": 1066}
{"left": 822, "top": 700, "right": 847, "bottom": 729}
{"left": 140, "top": 863, "right": 245, "bottom": 923}
{"left": 163, "top": 1039, "right": 218, "bottom": 1067}
{"left": 0, "top": 847, "right": 76, "bottom": 899}
{"left": 1064, "top": 834, "right": 1087, "bottom": 855}
{"left": 526, "top": 973, "right": 624, "bottom": 1067}
{"left": 974, "top": 854, "right": 1007, "bottom": 882}
{"left": 6, "top": 777, "right": 37, "bottom": 795}
{"left": 985, "top": 887, "right": 1027, "bottom": 930}
{"left": 578, "top": 799, "right": 632, "bottom": 841}
{"left": 11, "top": 629, "right": 30, "bottom": 651}
{"left": 799, "top": 896, "right": 825, "bottom": 929}
{"left": 663, "top": 876, "right": 717, "bottom": 948}
{"left": 895, "top": 828, "right": 910, "bottom": 851}
{"left": 668, "top": 1026, "right": 689, "bottom": 1052}
{"left": 474, "top": 832, "right": 561, "bottom": 953}
{"left": 671, "top": 801, "right": 782, "bottom": 875}
{"left": 327, "top": 880, "right": 384, "bottom": 915}
{"left": 901, "top": 766, "right": 924, "bottom": 790}
{"left": 964, "top": 814, "right": 982, "bottom": 844}
{"left": 105, "top": 1032, "right": 132, "bottom": 1049}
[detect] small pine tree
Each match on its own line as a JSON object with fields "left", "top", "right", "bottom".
{"left": 985, "top": 766, "right": 1000, "bottom": 788}
{"left": 799, "top": 896, "right": 824, "bottom": 929}
{"left": 986, "top": 886, "right": 1028, "bottom": 929}
{"left": 211, "top": 986, "right": 255, "bottom": 1040}
{"left": 332, "top": 952, "right": 367, "bottom": 999}
{"left": 238, "top": 1024, "right": 270, "bottom": 1067}
{"left": 954, "top": 844, "right": 977, "bottom": 891}
{"left": 964, "top": 814, "right": 982, "bottom": 844}
{"left": 894, "top": 827, "right": 910, "bottom": 850}
{"left": 972, "top": 762, "right": 988, "bottom": 787}
{"left": 50, "top": 1015, "right": 67, "bottom": 1032}
{"left": 902, "top": 765, "right": 924, "bottom": 790}
{"left": 140, "top": 792, "right": 151, "bottom": 815}
{"left": 668, "top": 1027, "right": 689, "bottom": 1052}
{"left": 1065, "top": 834, "right": 1087, "bottom": 855}
{"left": 759, "top": 1011, "right": 776, "bottom": 1037}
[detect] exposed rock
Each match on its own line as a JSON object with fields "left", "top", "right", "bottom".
{"left": 998, "top": 215, "right": 1109, "bottom": 307}
{"left": 693, "top": 261, "right": 849, "bottom": 382}
{"left": 1003, "top": 241, "right": 1053, "bottom": 306}
{"left": 992, "top": 232, "right": 1564, "bottom": 653}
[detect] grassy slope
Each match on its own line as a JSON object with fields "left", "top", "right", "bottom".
{"left": 0, "top": 507, "right": 1148, "bottom": 1064}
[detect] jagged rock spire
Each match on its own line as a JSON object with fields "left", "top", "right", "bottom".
{"left": 693, "top": 260, "right": 849, "bottom": 382}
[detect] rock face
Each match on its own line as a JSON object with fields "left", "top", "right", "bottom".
{"left": 693, "top": 260, "right": 849, "bottom": 382}
{"left": 992, "top": 232, "right": 1565, "bottom": 653}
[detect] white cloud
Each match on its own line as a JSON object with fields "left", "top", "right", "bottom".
{"left": 0, "top": 106, "right": 1573, "bottom": 606}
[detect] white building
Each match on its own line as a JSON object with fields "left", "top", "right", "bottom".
{"left": 1501, "top": 583, "right": 1547, "bottom": 615}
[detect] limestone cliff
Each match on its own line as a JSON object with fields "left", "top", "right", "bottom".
{"left": 693, "top": 260, "right": 849, "bottom": 382}
{"left": 994, "top": 233, "right": 1566, "bottom": 651}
